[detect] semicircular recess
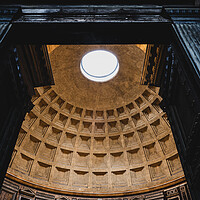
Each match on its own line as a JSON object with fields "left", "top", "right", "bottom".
{"left": 7, "top": 45, "right": 184, "bottom": 196}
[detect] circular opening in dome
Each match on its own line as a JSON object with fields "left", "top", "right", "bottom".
{"left": 80, "top": 50, "right": 119, "bottom": 82}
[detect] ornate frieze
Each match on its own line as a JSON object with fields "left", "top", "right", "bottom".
{"left": 0, "top": 178, "right": 192, "bottom": 200}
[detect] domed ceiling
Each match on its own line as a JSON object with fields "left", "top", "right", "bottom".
{"left": 7, "top": 45, "right": 184, "bottom": 196}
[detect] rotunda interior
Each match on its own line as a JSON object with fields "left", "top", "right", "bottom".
{"left": 6, "top": 44, "right": 184, "bottom": 196}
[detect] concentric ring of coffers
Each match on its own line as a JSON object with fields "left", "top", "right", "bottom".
{"left": 8, "top": 86, "right": 183, "bottom": 195}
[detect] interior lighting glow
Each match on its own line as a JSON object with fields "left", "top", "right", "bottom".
{"left": 80, "top": 50, "right": 119, "bottom": 82}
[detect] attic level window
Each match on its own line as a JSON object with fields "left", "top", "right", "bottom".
{"left": 80, "top": 50, "right": 119, "bottom": 82}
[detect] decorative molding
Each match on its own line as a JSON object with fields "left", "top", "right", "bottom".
{"left": 141, "top": 44, "right": 166, "bottom": 86}
{"left": 165, "top": 7, "right": 200, "bottom": 21}
{"left": 1, "top": 177, "right": 189, "bottom": 199}
{"left": 14, "top": 6, "right": 168, "bottom": 23}
{"left": 0, "top": 7, "right": 20, "bottom": 44}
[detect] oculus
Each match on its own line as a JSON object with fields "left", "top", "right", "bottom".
{"left": 80, "top": 50, "right": 119, "bottom": 82}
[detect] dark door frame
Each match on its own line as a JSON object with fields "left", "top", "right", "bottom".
{"left": 0, "top": 4, "right": 200, "bottom": 200}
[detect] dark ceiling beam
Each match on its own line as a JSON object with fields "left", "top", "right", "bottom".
{"left": 5, "top": 5, "right": 172, "bottom": 44}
